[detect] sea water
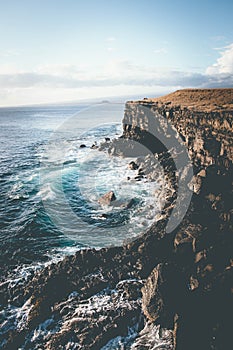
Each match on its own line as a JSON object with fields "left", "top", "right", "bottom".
{"left": 0, "top": 102, "right": 163, "bottom": 284}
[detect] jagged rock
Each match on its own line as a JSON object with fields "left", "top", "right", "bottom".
{"left": 128, "top": 161, "right": 139, "bottom": 170}
{"left": 141, "top": 264, "right": 162, "bottom": 322}
{"left": 125, "top": 198, "right": 138, "bottom": 209}
{"left": 98, "top": 191, "right": 116, "bottom": 205}
{"left": 141, "top": 263, "right": 187, "bottom": 329}
{"left": 197, "top": 169, "right": 206, "bottom": 177}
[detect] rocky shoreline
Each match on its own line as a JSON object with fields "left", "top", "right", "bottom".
{"left": 0, "top": 89, "right": 232, "bottom": 349}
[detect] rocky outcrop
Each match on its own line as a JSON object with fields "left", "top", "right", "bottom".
{"left": 0, "top": 89, "right": 232, "bottom": 350}
{"left": 98, "top": 191, "right": 116, "bottom": 205}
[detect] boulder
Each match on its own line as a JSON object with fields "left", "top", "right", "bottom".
{"left": 128, "top": 161, "right": 139, "bottom": 170}
{"left": 141, "top": 264, "right": 163, "bottom": 322}
{"left": 141, "top": 263, "right": 187, "bottom": 328}
{"left": 98, "top": 191, "right": 116, "bottom": 205}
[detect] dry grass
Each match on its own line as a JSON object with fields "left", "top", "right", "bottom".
{"left": 139, "top": 88, "right": 233, "bottom": 112}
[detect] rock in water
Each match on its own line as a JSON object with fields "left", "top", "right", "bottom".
{"left": 98, "top": 191, "right": 116, "bottom": 205}
{"left": 128, "top": 161, "right": 139, "bottom": 170}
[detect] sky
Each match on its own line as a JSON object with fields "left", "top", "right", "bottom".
{"left": 0, "top": 0, "right": 233, "bottom": 106}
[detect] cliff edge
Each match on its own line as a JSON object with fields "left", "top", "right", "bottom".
{"left": 142, "top": 88, "right": 233, "bottom": 111}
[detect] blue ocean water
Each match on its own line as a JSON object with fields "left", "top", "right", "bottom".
{"left": 0, "top": 103, "right": 160, "bottom": 282}
{"left": 0, "top": 105, "right": 84, "bottom": 275}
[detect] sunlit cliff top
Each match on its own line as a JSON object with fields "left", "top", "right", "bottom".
{"left": 135, "top": 88, "right": 233, "bottom": 112}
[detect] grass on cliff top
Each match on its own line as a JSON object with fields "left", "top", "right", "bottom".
{"left": 138, "top": 88, "right": 233, "bottom": 112}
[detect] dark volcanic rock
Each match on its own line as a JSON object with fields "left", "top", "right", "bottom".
{"left": 141, "top": 263, "right": 187, "bottom": 328}
{"left": 123, "top": 89, "right": 233, "bottom": 349}
{"left": 128, "top": 161, "right": 139, "bottom": 170}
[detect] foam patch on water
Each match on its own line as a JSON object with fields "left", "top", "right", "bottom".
{"left": 0, "top": 245, "right": 82, "bottom": 291}
{"left": 39, "top": 142, "right": 166, "bottom": 246}
{"left": 7, "top": 181, "right": 30, "bottom": 200}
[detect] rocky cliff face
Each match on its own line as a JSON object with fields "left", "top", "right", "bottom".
{"left": 1, "top": 89, "right": 232, "bottom": 350}
{"left": 123, "top": 96, "right": 233, "bottom": 167}
{"left": 122, "top": 89, "right": 233, "bottom": 349}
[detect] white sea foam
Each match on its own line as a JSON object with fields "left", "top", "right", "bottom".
{"left": 0, "top": 246, "right": 81, "bottom": 291}
{"left": 7, "top": 181, "right": 30, "bottom": 200}
{"left": 37, "top": 183, "right": 55, "bottom": 201}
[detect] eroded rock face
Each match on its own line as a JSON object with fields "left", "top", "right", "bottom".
{"left": 1, "top": 89, "right": 232, "bottom": 350}
{"left": 141, "top": 264, "right": 162, "bottom": 322}
{"left": 123, "top": 89, "right": 233, "bottom": 349}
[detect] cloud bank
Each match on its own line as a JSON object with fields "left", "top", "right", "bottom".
{"left": 0, "top": 45, "right": 232, "bottom": 106}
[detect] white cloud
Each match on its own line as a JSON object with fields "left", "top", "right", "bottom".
{"left": 0, "top": 44, "right": 233, "bottom": 106}
{"left": 0, "top": 63, "right": 21, "bottom": 75}
{"left": 0, "top": 63, "right": 209, "bottom": 107}
{"left": 206, "top": 44, "right": 233, "bottom": 74}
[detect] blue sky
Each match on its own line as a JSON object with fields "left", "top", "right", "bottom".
{"left": 0, "top": 0, "right": 233, "bottom": 106}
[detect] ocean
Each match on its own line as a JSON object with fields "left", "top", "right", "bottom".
{"left": 0, "top": 102, "right": 160, "bottom": 285}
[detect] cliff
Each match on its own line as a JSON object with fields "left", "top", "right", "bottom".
{"left": 123, "top": 88, "right": 233, "bottom": 348}
{"left": 124, "top": 89, "right": 233, "bottom": 165}
{"left": 1, "top": 89, "right": 232, "bottom": 350}
{"left": 143, "top": 88, "right": 233, "bottom": 111}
